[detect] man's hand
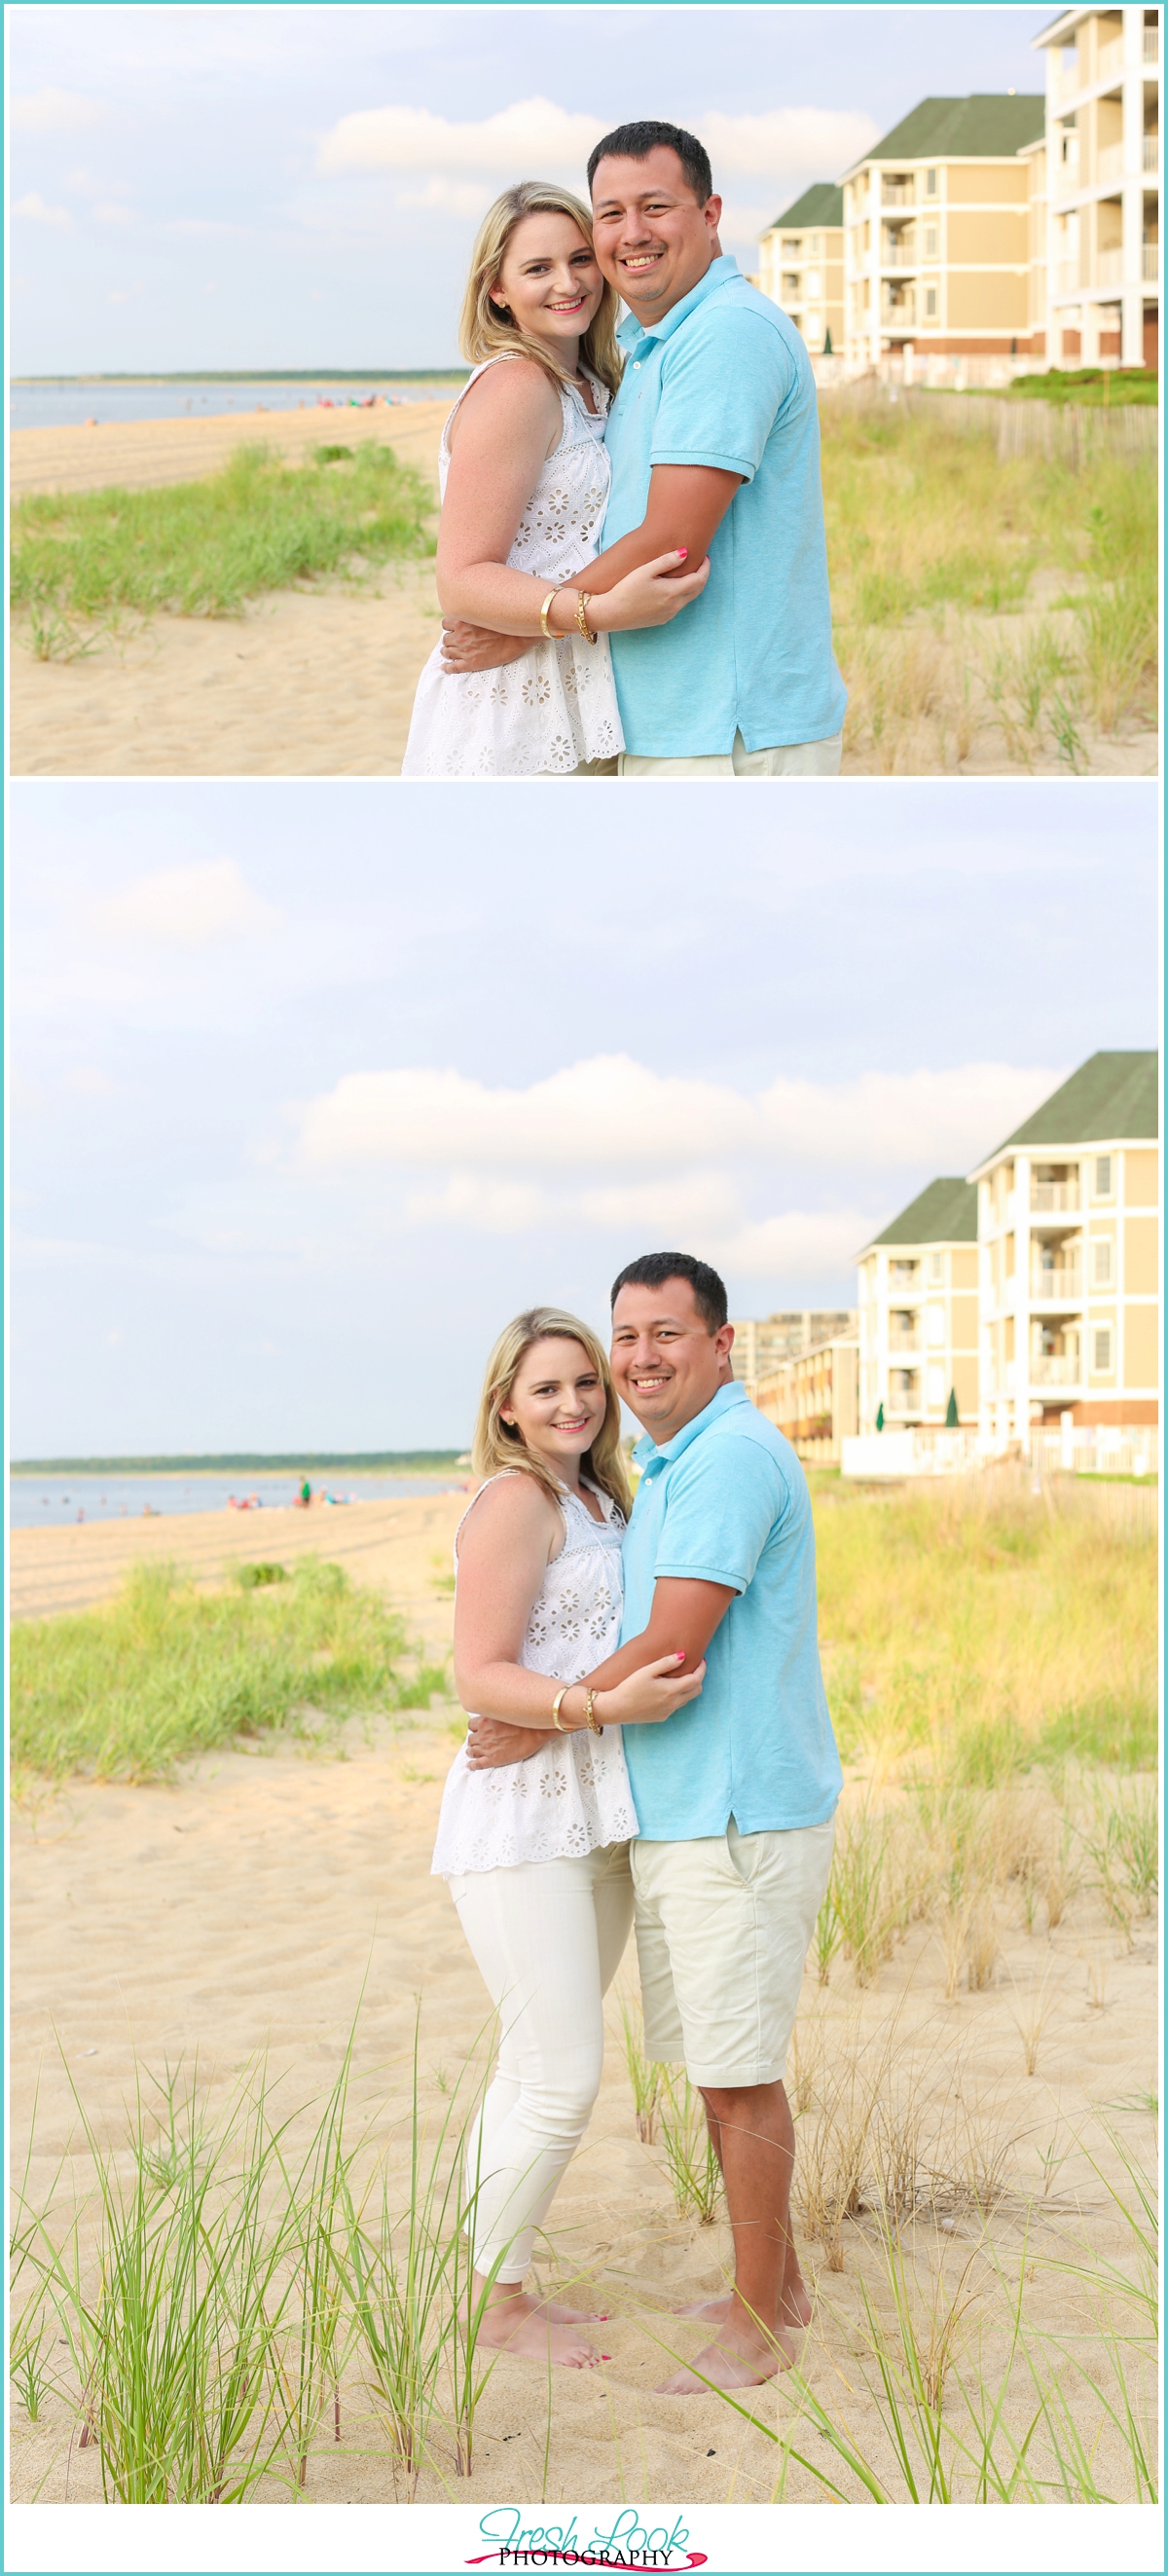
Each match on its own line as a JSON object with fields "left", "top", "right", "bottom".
{"left": 440, "top": 619, "right": 532, "bottom": 677}
{"left": 465, "top": 1714, "right": 555, "bottom": 1770}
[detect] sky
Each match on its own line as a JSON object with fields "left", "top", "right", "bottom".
{"left": 10, "top": 778, "right": 1158, "bottom": 1458}
{"left": 10, "top": 4, "right": 1053, "bottom": 373}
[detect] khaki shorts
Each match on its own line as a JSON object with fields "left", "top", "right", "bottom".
{"left": 618, "top": 730, "right": 843, "bottom": 779}
{"left": 632, "top": 1818, "right": 835, "bottom": 2087}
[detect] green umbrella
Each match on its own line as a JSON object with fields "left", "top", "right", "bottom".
{"left": 945, "top": 1387, "right": 960, "bottom": 1428}
{"left": 875, "top": 1401, "right": 885, "bottom": 1431}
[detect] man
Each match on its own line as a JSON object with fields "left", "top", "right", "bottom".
{"left": 442, "top": 119, "right": 846, "bottom": 776}
{"left": 467, "top": 1251, "right": 842, "bottom": 2392}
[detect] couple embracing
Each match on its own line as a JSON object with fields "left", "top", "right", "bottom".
{"left": 403, "top": 120, "right": 846, "bottom": 779}
{"left": 432, "top": 1252, "right": 842, "bottom": 2393}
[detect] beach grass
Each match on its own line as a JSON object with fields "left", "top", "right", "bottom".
{"left": 820, "top": 403, "right": 1158, "bottom": 767}
{"left": 12, "top": 438, "right": 435, "bottom": 642}
{"left": 9, "top": 1557, "right": 449, "bottom": 1787}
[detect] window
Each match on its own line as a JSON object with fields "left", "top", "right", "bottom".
{"left": 929, "top": 1251, "right": 943, "bottom": 1282}
{"left": 1093, "top": 1327, "right": 1113, "bottom": 1372}
{"left": 1092, "top": 1239, "right": 1113, "bottom": 1285}
{"left": 1095, "top": 1154, "right": 1113, "bottom": 1196}
{"left": 926, "top": 287, "right": 938, "bottom": 317}
{"left": 925, "top": 225, "right": 938, "bottom": 257}
{"left": 926, "top": 1305, "right": 946, "bottom": 1345}
{"left": 926, "top": 166, "right": 937, "bottom": 196}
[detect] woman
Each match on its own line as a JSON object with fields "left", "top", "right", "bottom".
{"left": 432, "top": 1307, "right": 703, "bottom": 2367}
{"left": 401, "top": 183, "right": 709, "bottom": 778}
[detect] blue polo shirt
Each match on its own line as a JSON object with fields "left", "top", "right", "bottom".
{"left": 619, "top": 1381, "right": 841, "bottom": 1840}
{"left": 602, "top": 256, "right": 847, "bottom": 757}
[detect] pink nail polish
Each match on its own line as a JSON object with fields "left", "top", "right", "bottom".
{"left": 676, "top": 548, "right": 688, "bottom": 560}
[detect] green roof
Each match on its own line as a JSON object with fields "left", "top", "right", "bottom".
{"left": 870, "top": 1177, "right": 978, "bottom": 1250}
{"left": 769, "top": 183, "right": 844, "bottom": 232}
{"left": 992, "top": 1050, "right": 1159, "bottom": 1154}
{"left": 862, "top": 93, "right": 1046, "bottom": 163}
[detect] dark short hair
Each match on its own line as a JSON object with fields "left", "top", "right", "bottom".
{"left": 587, "top": 121, "right": 713, "bottom": 206}
{"left": 609, "top": 1251, "right": 728, "bottom": 1333}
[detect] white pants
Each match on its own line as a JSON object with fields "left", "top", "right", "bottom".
{"left": 618, "top": 729, "right": 843, "bottom": 778}
{"left": 448, "top": 1842, "right": 634, "bottom": 2279}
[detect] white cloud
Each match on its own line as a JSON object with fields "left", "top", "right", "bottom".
{"left": 93, "top": 860, "right": 280, "bottom": 949}
{"left": 403, "top": 1168, "right": 873, "bottom": 1281}
{"left": 316, "top": 98, "right": 881, "bottom": 212}
{"left": 12, "top": 87, "right": 104, "bottom": 135}
{"left": 14, "top": 192, "right": 73, "bottom": 230}
{"left": 91, "top": 202, "right": 136, "bottom": 228}
{"left": 299, "top": 1054, "right": 1064, "bottom": 1179}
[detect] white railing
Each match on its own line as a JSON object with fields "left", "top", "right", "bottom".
{"left": 888, "top": 1338, "right": 922, "bottom": 1356}
{"left": 1145, "top": 135, "right": 1159, "bottom": 173}
{"left": 1097, "top": 245, "right": 1125, "bottom": 285}
{"left": 1096, "top": 38, "right": 1125, "bottom": 89}
{"left": 1031, "top": 1354, "right": 1081, "bottom": 1385}
{"left": 1144, "top": 244, "right": 1159, "bottom": 280}
{"left": 1057, "top": 262, "right": 1083, "bottom": 295}
{"left": 882, "top": 301, "right": 916, "bottom": 325}
{"left": 1097, "top": 141, "right": 1125, "bottom": 185}
{"left": 1144, "top": 25, "right": 1158, "bottom": 62}
{"left": 1031, "top": 1182, "right": 1079, "bottom": 1213}
{"left": 883, "top": 247, "right": 918, "bottom": 269}
{"left": 885, "top": 1395, "right": 921, "bottom": 1417}
{"left": 1031, "top": 1270, "right": 1083, "bottom": 1301}
{"left": 882, "top": 182, "right": 914, "bottom": 207}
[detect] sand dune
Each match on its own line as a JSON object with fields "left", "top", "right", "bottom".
{"left": 9, "top": 1503, "right": 1158, "bottom": 2508}
{"left": 10, "top": 402, "right": 451, "bottom": 505}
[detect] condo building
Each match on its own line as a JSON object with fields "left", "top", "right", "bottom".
{"left": 729, "top": 1308, "right": 856, "bottom": 1396}
{"left": 856, "top": 1177, "right": 981, "bottom": 1433}
{"left": 756, "top": 183, "right": 845, "bottom": 353}
{"left": 754, "top": 1333, "right": 859, "bottom": 1464}
{"left": 1034, "top": 6, "right": 1160, "bottom": 370}
{"left": 840, "top": 93, "right": 1046, "bottom": 370}
{"left": 970, "top": 1051, "right": 1159, "bottom": 1450}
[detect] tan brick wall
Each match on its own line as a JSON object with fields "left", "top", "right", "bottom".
{"left": 1125, "top": 1150, "right": 1159, "bottom": 1205}
{"left": 945, "top": 164, "right": 1030, "bottom": 204}
{"left": 1124, "top": 1306, "right": 1160, "bottom": 1389}
{"left": 947, "top": 210, "right": 1029, "bottom": 264}
{"left": 1124, "top": 1218, "right": 1159, "bottom": 1294}
{"left": 948, "top": 271, "right": 1030, "bottom": 327}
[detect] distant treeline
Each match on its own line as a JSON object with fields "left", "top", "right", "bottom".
{"left": 13, "top": 371, "right": 469, "bottom": 386}
{"left": 11, "top": 1452, "right": 465, "bottom": 1474}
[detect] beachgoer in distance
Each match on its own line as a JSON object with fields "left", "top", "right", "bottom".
{"left": 443, "top": 121, "right": 846, "bottom": 775}
{"left": 466, "top": 1254, "right": 842, "bottom": 2393}
{"left": 430, "top": 1308, "right": 703, "bottom": 2367}
{"left": 401, "top": 183, "right": 710, "bottom": 779}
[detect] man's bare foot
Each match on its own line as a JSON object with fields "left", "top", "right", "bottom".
{"left": 673, "top": 2291, "right": 736, "bottom": 2322}
{"left": 674, "top": 2279, "right": 810, "bottom": 2333}
{"left": 782, "top": 2272, "right": 813, "bottom": 2331}
{"left": 656, "top": 2322, "right": 794, "bottom": 2395}
{"left": 478, "top": 2292, "right": 604, "bottom": 2369}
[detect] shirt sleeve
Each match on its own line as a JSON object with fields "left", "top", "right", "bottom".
{"left": 649, "top": 308, "right": 794, "bottom": 482}
{"left": 653, "top": 1436, "right": 787, "bottom": 1593}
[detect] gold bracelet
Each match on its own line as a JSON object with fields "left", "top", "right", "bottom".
{"left": 575, "top": 590, "right": 598, "bottom": 645}
{"left": 539, "top": 590, "right": 559, "bottom": 641}
{"left": 585, "top": 1688, "right": 602, "bottom": 1736}
{"left": 551, "top": 1686, "right": 569, "bottom": 1730}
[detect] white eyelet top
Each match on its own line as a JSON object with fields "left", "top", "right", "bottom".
{"left": 401, "top": 354, "right": 625, "bottom": 779}
{"left": 431, "top": 1472, "right": 639, "bottom": 1876}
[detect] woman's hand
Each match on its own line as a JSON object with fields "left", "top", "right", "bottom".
{"left": 593, "top": 1651, "right": 706, "bottom": 1727}
{"left": 592, "top": 551, "right": 711, "bottom": 635}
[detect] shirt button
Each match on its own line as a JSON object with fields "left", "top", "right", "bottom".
{"left": 633, "top": 361, "right": 640, "bottom": 369}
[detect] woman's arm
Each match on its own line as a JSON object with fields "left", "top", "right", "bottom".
{"left": 465, "top": 1575, "right": 734, "bottom": 1767}
{"left": 453, "top": 1475, "right": 572, "bottom": 1727}
{"left": 437, "top": 363, "right": 711, "bottom": 638}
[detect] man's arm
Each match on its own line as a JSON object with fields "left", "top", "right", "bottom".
{"left": 464, "top": 1574, "right": 735, "bottom": 1768}
{"left": 440, "top": 463, "right": 740, "bottom": 675}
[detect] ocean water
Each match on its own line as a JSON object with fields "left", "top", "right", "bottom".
{"left": 10, "top": 1473, "right": 468, "bottom": 1529}
{"left": 11, "top": 379, "right": 465, "bottom": 433}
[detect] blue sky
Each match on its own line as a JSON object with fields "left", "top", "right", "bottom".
{"left": 11, "top": 4, "right": 1052, "bottom": 372}
{"left": 10, "top": 779, "right": 1158, "bottom": 1457}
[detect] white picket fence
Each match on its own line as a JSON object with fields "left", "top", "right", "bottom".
{"left": 821, "top": 380, "right": 1159, "bottom": 468}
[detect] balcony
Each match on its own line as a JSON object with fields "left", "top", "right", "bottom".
{"left": 1145, "top": 25, "right": 1159, "bottom": 62}
{"left": 881, "top": 301, "right": 917, "bottom": 328}
{"left": 1146, "top": 135, "right": 1160, "bottom": 173}
{"left": 1097, "top": 38, "right": 1125, "bottom": 90}
{"left": 882, "top": 246, "right": 918, "bottom": 270}
{"left": 882, "top": 181, "right": 914, "bottom": 207}
{"left": 1097, "top": 141, "right": 1125, "bottom": 185}
{"left": 1057, "top": 261, "right": 1083, "bottom": 295}
{"left": 1097, "top": 245, "right": 1125, "bottom": 285}
{"left": 1031, "top": 1354, "right": 1081, "bottom": 1386}
{"left": 885, "top": 1392, "right": 921, "bottom": 1417}
{"left": 888, "top": 1335, "right": 922, "bottom": 1357}
{"left": 1031, "top": 1269, "right": 1083, "bottom": 1302}
{"left": 1145, "top": 243, "right": 1159, "bottom": 279}
{"left": 1031, "top": 1181, "right": 1079, "bottom": 1213}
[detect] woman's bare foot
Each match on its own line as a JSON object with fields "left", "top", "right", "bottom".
{"left": 478, "top": 2291, "right": 605, "bottom": 2370}
{"left": 656, "top": 2321, "right": 794, "bottom": 2395}
{"left": 532, "top": 2294, "right": 611, "bottom": 2324}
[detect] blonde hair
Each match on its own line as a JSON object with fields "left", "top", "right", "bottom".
{"left": 459, "top": 182, "right": 623, "bottom": 400}
{"left": 472, "top": 1307, "right": 631, "bottom": 1518}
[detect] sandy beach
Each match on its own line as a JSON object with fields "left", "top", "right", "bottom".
{"left": 9, "top": 1500, "right": 1157, "bottom": 2508}
{"left": 11, "top": 408, "right": 1157, "bottom": 780}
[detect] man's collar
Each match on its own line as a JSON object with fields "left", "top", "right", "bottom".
{"left": 617, "top": 252, "right": 741, "bottom": 352}
{"left": 633, "top": 1377, "right": 748, "bottom": 1469}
